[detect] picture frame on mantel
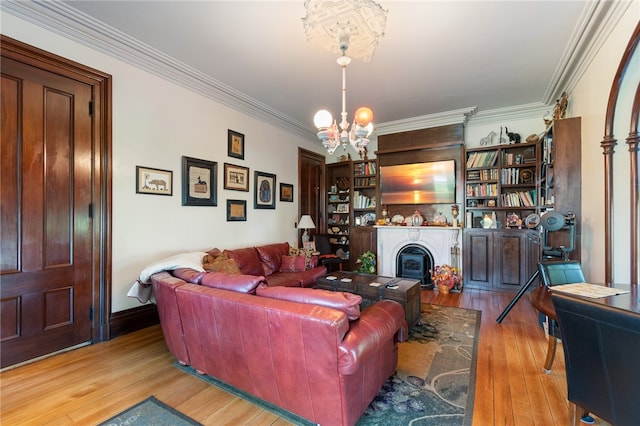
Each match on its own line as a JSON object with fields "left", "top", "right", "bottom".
{"left": 254, "top": 171, "right": 276, "bottom": 209}
{"left": 182, "top": 156, "right": 217, "bottom": 206}
{"left": 228, "top": 129, "right": 245, "bottom": 160}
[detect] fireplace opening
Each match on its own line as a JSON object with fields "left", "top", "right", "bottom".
{"left": 396, "top": 244, "right": 434, "bottom": 289}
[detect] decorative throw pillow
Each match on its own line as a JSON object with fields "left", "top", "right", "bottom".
{"left": 256, "top": 284, "right": 362, "bottom": 320}
{"left": 203, "top": 251, "right": 241, "bottom": 275}
{"left": 280, "top": 255, "right": 307, "bottom": 272}
{"left": 288, "top": 247, "right": 317, "bottom": 270}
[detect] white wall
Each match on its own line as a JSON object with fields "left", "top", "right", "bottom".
{"left": 571, "top": 3, "right": 639, "bottom": 284}
{"left": 1, "top": 13, "right": 326, "bottom": 312}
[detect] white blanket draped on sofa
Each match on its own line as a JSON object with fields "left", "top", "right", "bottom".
{"left": 127, "top": 251, "right": 207, "bottom": 303}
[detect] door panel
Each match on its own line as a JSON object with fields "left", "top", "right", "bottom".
{"left": 1, "top": 57, "right": 93, "bottom": 368}
{"left": 298, "top": 149, "right": 325, "bottom": 241}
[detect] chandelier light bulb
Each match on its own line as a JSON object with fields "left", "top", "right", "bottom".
{"left": 354, "top": 107, "right": 373, "bottom": 127}
{"left": 313, "top": 109, "right": 333, "bottom": 129}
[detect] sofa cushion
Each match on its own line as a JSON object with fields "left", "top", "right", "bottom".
{"left": 289, "top": 246, "right": 318, "bottom": 269}
{"left": 255, "top": 242, "right": 290, "bottom": 275}
{"left": 206, "top": 257, "right": 241, "bottom": 275}
{"left": 256, "top": 284, "right": 362, "bottom": 320}
{"left": 172, "top": 268, "right": 206, "bottom": 284}
{"left": 280, "top": 255, "right": 307, "bottom": 272}
{"left": 200, "top": 272, "right": 265, "bottom": 294}
{"left": 224, "top": 247, "right": 265, "bottom": 276}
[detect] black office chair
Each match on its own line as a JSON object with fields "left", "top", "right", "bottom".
{"left": 313, "top": 234, "right": 343, "bottom": 273}
{"left": 552, "top": 292, "right": 640, "bottom": 426}
{"left": 536, "top": 260, "right": 585, "bottom": 373}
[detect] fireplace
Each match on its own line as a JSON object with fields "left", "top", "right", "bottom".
{"left": 397, "top": 244, "right": 434, "bottom": 288}
{"left": 376, "top": 226, "right": 461, "bottom": 282}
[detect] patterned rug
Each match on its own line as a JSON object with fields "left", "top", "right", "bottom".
{"left": 176, "top": 303, "right": 480, "bottom": 426}
{"left": 98, "top": 396, "right": 201, "bottom": 426}
{"left": 357, "top": 303, "right": 481, "bottom": 426}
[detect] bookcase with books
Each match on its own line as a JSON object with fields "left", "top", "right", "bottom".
{"left": 465, "top": 140, "right": 540, "bottom": 228}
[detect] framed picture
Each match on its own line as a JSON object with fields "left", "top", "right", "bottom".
{"left": 254, "top": 171, "right": 276, "bottom": 209}
{"left": 228, "top": 129, "right": 245, "bottom": 160}
{"left": 136, "top": 166, "right": 172, "bottom": 196}
{"left": 226, "top": 199, "right": 247, "bottom": 221}
{"left": 280, "top": 183, "right": 294, "bottom": 202}
{"left": 182, "top": 156, "right": 217, "bottom": 206}
{"left": 303, "top": 241, "right": 316, "bottom": 251}
{"left": 224, "top": 163, "right": 250, "bottom": 192}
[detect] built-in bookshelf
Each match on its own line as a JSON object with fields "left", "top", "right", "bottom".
{"left": 465, "top": 140, "right": 540, "bottom": 227}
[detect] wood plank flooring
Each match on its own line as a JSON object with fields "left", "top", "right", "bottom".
{"left": 1, "top": 288, "right": 573, "bottom": 425}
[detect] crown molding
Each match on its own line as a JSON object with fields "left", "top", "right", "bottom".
{"left": 375, "top": 107, "right": 477, "bottom": 136}
{"left": 468, "top": 103, "right": 553, "bottom": 126}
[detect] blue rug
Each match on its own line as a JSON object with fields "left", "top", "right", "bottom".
{"left": 98, "top": 396, "right": 201, "bottom": 426}
{"left": 176, "top": 303, "right": 480, "bottom": 426}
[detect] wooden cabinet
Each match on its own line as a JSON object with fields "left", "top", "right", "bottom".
{"left": 464, "top": 229, "right": 528, "bottom": 291}
{"left": 350, "top": 226, "right": 377, "bottom": 270}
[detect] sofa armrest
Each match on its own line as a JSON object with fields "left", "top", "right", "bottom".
{"left": 337, "top": 300, "right": 407, "bottom": 375}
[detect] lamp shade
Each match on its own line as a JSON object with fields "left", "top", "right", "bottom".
{"left": 298, "top": 215, "right": 316, "bottom": 229}
{"left": 354, "top": 107, "right": 373, "bottom": 127}
{"left": 313, "top": 110, "right": 333, "bottom": 129}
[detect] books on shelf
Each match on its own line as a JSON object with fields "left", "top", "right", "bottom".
{"left": 501, "top": 190, "right": 536, "bottom": 207}
{"left": 352, "top": 190, "right": 376, "bottom": 209}
{"left": 353, "top": 161, "right": 376, "bottom": 176}
{"left": 467, "top": 151, "right": 498, "bottom": 168}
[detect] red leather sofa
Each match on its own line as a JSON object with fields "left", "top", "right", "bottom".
{"left": 224, "top": 242, "right": 326, "bottom": 287}
{"left": 151, "top": 269, "right": 407, "bottom": 426}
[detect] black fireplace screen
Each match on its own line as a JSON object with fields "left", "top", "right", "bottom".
{"left": 396, "top": 244, "right": 434, "bottom": 288}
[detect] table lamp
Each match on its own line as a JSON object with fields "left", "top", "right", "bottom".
{"left": 298, "top": 215, "right": 316, "bottom": 244}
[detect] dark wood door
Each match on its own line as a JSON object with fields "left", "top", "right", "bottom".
{"left": 298, "top": 148, "right": 325, "bottom": 243}
{"left": 1, "top": 57, "right": 94, "bottom": 368}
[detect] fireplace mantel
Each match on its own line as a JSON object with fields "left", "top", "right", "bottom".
{"left": 375, "top": 226, "right": 462, "bottom": 278}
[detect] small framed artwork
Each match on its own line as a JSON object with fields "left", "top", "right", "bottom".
{"left": 136, "top": 166, "right": 173, "bottom": 196}
{"left": 226, "top": 199, "right": 247, "bottom": 221}
{"left": 280, "top": 183, "right": 294, "bottom": 202}
{"left": 182, "top": 156, "right": 217, "bottom": 206}
{"left": 224, "top": 163, "right": 250, "bottom": 192}
{"left": 228, "top": 129, "right": 245, "bottom": 160}
{"left": 254, "top": 171, "right": 276, "bottom": 209}
{"left": 303, "top": 241, "right": 316, "bottom": 251}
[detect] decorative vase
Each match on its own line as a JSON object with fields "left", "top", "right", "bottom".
{"left": 437, "top": 284, "right": 450, "bottom": 294}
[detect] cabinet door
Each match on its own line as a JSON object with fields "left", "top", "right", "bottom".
{"left": 350, "top": 227, "right": 377, "bottom": 271}
{"left": 463, "top": 230, "right": 494, "bottom": 289}
{"left": 494, "top": 231, "right": 527, "bottom": 290}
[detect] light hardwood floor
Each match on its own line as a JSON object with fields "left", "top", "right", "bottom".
{"left": 1, "top": 288, "right": 573, "bottom": 425}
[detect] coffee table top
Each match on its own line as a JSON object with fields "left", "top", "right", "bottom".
{"left": 317, "top": 271, "right": 419, "bottom": 293}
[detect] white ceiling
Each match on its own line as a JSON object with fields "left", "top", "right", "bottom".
{"left": 5, "top": 1, "right": 628, "bottom": 137}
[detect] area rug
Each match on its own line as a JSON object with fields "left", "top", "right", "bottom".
{"left": 98, "top": 396, "right": 201, "bottom": 426}
{"left": 175, "top": 303, "right": 480, "bottom": 426}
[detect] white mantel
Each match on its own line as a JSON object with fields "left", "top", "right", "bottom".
{"left": 376, "top": 226, "right": 462, "bottom": 277}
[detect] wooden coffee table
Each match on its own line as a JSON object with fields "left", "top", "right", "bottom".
{"left": 316, "top": 271, "right": 421, "bottom": 328}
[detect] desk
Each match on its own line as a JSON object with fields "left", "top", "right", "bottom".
{"left": 530, "top": 285, "right": 638, "bottom": 373}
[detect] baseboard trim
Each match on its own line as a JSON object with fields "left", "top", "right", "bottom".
{"left": 109, "top": 304, "right": 159, "bottom": 339}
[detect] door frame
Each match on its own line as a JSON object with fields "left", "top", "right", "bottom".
{"left": 1, "top": 35, "right": 112, "bottom": 343}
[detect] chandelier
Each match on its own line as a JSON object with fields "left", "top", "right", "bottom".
{"left": 303, "top": 0, "right": 387, "bottom": 155}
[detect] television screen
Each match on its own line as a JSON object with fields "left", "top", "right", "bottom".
{"left": 380, "top": 160, "right": 456, "bottom": 205}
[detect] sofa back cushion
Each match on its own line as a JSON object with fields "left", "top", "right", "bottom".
{"left": 255, "top": 242, "right": 290, "bottom": 275}
{"left": 200, "top": 272, "right": 265, "bottom": 294}
{"left": 224, "top": 247, "right": 265, "bottom": 276}
{"left": 256, "top": 284, "right": 362, "bottom": 320}
{"left": 279, "top": 255, "right": 307, "bottom": 272}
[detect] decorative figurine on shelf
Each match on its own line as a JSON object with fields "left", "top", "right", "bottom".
{"left": 451, "top": 205, "right": 460, "bottom": 227}
{"left": 505, "top": 127, "right": 521, "bottom": 144}
{"left": 411, "top": 210, "right": 424, "bottom": 227}
{"left": 559, "top": 91, "right": 568, "bottom": 119}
